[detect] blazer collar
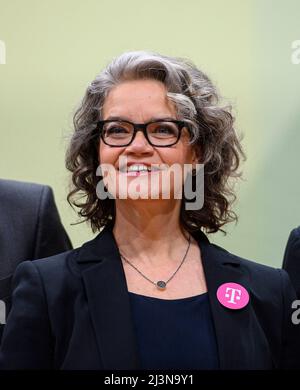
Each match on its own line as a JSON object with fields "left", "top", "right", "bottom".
{"left": 76, "top": 223, "right": 140, "bottom": 369}
{"left": 199, "top": 239, "right": 257, "bottom": 369}
{"left": 75, "top": 224, "right": 259, "bottom": 370}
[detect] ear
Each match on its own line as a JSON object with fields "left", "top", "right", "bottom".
{"left": 191, "top": 145, "right": 202, "bottom": 167}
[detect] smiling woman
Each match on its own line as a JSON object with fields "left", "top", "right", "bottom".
{"left": 0, "top": 51, "right": 299, "bottom": 370}
{"left": 66, "top": 51, "right": 244, "bottom": 235}
{"left": 97, "top": 79, "right": 198, "bottom": 204}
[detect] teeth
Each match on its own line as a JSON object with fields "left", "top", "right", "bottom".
{"left": 119, "top": 164, "right": 163, "bottom": 172}
{"left": 127, "top": 164, "right": 150, "bottom": 172}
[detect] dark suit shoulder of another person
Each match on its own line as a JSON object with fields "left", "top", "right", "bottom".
{"left": 282, "top": 226, "right": 300, "bottom": 297}
{"left": 0, "top": 178, "right": 72, "bottom": 315}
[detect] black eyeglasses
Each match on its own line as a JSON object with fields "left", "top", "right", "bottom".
{"left": 96, "top": 119, "right": 189, "bottom": 147}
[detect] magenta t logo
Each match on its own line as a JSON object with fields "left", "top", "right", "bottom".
{"left": 217, "top": 282, "right": 249, "bottom": 310}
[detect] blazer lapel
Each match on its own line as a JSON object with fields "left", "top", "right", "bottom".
{"left": 195, "top": 232, "right": 268, "bottom": 369}
{"left": 76, "top": 224, "right": 140, "bottom": 370}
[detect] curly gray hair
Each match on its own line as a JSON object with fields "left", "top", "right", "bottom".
{"left": 66, "top": 50, "right": 245, "bottom": 234}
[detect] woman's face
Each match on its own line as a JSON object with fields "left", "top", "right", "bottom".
{"left": 98, "top": 79, "right": 198, "bottom": 201}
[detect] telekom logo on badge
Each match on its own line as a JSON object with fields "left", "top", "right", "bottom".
{"left": 225, "top": 287, "right": 241, "bottom": 304}
{"left": 217, "top": 282, "right": 249, "bottom": 310}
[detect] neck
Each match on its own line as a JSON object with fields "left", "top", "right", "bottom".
{"left": 112, "top": 199, "right": 190, "bottom": 268}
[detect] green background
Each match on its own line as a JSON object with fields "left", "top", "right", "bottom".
{"left": 0, "top": 0, "right": 299, "bottom": 266}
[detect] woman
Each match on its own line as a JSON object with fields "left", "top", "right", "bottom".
{"left": 0, "top": 51, "right": 299, "bottom": 370}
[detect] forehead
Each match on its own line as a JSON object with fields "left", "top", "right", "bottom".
{"left": 102, "top": 79, "right": 177, "bottom": 120}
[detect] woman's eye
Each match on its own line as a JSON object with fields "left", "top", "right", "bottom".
{"left": 106, "top": 127, "right": 127, "bottom": 135}
{"left": 155, "top": 126, "right": 176, "bottom": 134}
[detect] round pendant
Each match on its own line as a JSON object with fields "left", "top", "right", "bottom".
{"left": 156, "top": 281, "right": 167, "bottom": 290}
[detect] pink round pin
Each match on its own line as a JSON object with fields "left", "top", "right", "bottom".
{"left": 217, "top": 282, "right": 249, "bottom": 310}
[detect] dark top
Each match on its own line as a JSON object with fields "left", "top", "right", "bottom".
{"left": 128, "top": 291, "right": 220, "bottom": 370}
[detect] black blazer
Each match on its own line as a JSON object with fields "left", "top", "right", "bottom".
{"left": 0, "top": 179, "right": 72, "bottom": 317}
{"left": 282, "top": 226, "right": 300, "bottom": 298}
{"left": 0, "top": 223, "right": 299, "bottom": 370}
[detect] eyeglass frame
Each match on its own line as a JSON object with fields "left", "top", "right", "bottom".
{"left": 96, "top": 119, "right": 190, "bottom": 147}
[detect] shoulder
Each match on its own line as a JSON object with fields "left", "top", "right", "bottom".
{"left": 286, "top": 226, "right": 300, "bottom": 247}
{"left": 0, "top": 178, "right": 54, "bottom": 209}
{"left": 15, "top": 247, "right": 80, "bottom": 282}
{"left": 282, "top": 226, "right": 300, "bottom": 294}
{"left": 290, "top": 226, "right": 300, "bottom": 238}
{"left": 13, "top": 226, "right": 111, "bottom": 281}
{"left": 10, "top": 247, "right": 81, "bottom": 312}
{"left": 0, "top": 178, "right": 50, "bottom": 197}
{"left": 194, "top": 229, "right": 282, "bottom": 279}
{"left": 205, "top": 240, "right": 293, "bottom": 297}
{"left": 206, "top": 239, "right": 282, "bottom": 275}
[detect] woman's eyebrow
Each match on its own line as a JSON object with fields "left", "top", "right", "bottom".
{"left": 104, "top": 116, "right": 177, "bottom": 122}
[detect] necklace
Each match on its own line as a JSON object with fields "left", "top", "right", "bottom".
{"left": 119, "top": 234, "right": 191, "bottom": 290}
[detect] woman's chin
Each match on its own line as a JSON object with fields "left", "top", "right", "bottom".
{"left": 112, "top": 186, "right": 182, "bottom": 201}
